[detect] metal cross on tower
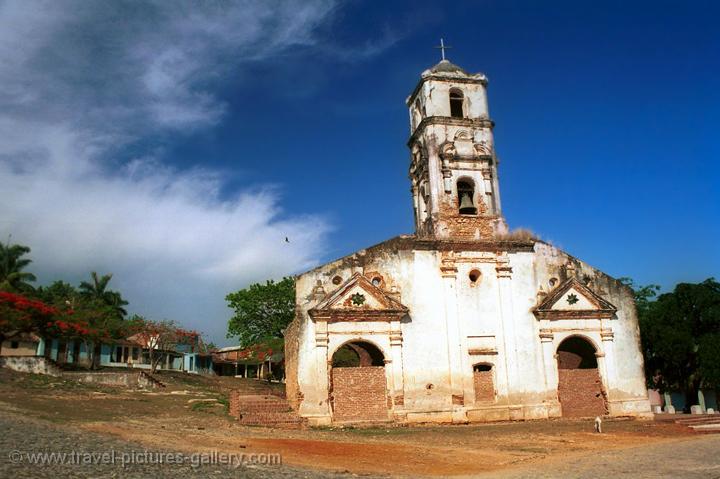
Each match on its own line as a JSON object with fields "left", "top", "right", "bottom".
{"left": 435, "top": 38, "right": 452, "bottom": 61}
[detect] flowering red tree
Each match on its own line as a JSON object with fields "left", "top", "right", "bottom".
{"left": 0, "top": 291, "right": 62, "bottom": 354}
{"left": 129, "top": 317, "right": 199, "bottom": 373}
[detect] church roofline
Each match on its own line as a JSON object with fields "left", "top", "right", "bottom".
{"left": 295, "top": 235, "right": 537, "bottom": 278}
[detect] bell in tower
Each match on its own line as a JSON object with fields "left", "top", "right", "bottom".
{"left": 457, "top": 181, "right": 477, "bottom": 215}
{"left": 406, "top": 49, "right": 508, "bottom": 240}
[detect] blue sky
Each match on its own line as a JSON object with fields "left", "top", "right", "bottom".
{"left": 1, "top": 1, "right": 718, "bottom": 344}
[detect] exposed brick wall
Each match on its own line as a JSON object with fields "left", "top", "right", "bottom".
{"left": 557, "top": 368, "right": 607, "bottom": 417}
{"left": 228, "top": 392, "right": 304, "bottom": 428}
{"left": 331, "top": 366, "right": 388, "bottom": 422}
{"left": 473, "top": 370, "right": 495, "bottom": 402}
{"left": 438, "top": 200, "right": 495, "bottom": 239}
{"left": 557, "top": 350, "right": 584, "bottom": 369}
{"left": 283, "top": 316, "right": 301, "bottom": 410}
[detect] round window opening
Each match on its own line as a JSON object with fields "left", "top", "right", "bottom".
{"left": 549, "top": 277, "right": 558, "bottom": 288}
{"left": 371, "top": 276, "right": 382, "bottom": 287}
{"left": 469, "top": 269, "right": 481, "bottom": 283}
{"left": 332, "top": 275, "right": 342, "bottom": 285}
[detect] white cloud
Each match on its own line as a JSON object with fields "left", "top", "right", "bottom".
{"left": 0, "top": 0, "right": 337, "bottom": 343}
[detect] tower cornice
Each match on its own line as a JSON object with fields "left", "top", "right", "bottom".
{"left": 407, "top": 116, "right": 495, "bottom": 147}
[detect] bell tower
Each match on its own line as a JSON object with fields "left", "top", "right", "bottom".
{"left": 406, "top": 56, "right": 508, "bottom": 240}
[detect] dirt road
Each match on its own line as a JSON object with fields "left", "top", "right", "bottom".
{"left": 1, "top": 369, "right": 716, "bottom": 478}
{"left": 474, "top": 434, "right": 720, "bottom": 479}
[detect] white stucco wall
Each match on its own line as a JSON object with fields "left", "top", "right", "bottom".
{"left": 289, "top": 239, "right": 651, "bottom": 425}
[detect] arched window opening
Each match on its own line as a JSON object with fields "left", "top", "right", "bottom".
{"left": 557, "top": 337, "right": 598, "bottom": 369}
{"left": 469, "top": 269, "right": 481, "bottom": 284}
{"left": 332, "top": 341, "right": 385, "bottom": 368}
{"left": 473, "top": 363, "right": 495, "bottom": 402}
{"left": 457, "top": 180, "right": 477, "bottom": 215}
{"left": 450, "top": 89, "right": 464, "bottom": 118}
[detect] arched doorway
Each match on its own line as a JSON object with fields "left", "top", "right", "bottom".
{"left": 330, "top": 341, "right": 389, "bottom": 422}
{"left": 556, "top": 336, "right": 607, "bottom": 417}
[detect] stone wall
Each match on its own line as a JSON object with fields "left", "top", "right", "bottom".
{"left": 62, "top": 371, "right": 160, "bottom": 389}
{"left": 0, "top": 356, "right": 62, "bottom": 376}
{"left": 331, "top": 367, "right": 388, "bottom": 422}
{"left": 557, "top": 369, "right": 607, "bottom": 417}
{"left": 0, "top": 340, "right": 38, "bottom": 357}
{"left": 473, "top": 369, "right": 495, "bottom": 403}
{"left": 437, "top": 196, "right": 495, "bottom": 240}
{"left": 283, "top": 316, "right": 301, "bottom": 410}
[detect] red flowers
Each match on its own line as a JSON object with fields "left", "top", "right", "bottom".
{"left": 0, "top": 291, "right": 88, "bottom": 338}
{"left": 0, "top": 291, "right": 59, "bottom": 317}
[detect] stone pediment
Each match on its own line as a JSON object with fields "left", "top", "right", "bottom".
{"left": 533, "top": 278, "right": 617, "bottom": 320}
{"left": 308, "top": 273, "right": 408, "bottom": 322}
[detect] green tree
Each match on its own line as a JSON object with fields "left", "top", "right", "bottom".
{"left": 35, "top": 280, "right": 78, "bottom": 307}
{"left": 129, "top": 317, "right": 197, "bottom": 373}
{"left": 79, "top": 272, "right": 128, "bottom": 318}
{"left": 35, "top": 280, "right": 129, "bottom": 368}
{"left": 619, "top": 277, "right": 660, "bottom": 319}
{"left": 226, "top": 277, "right": 295, "bottom": 346}
{"left": 633, "top": 278, "right": 720, "bottom": 411}
{"left": 0, "top": 241, "right": 37, "bottom": 292}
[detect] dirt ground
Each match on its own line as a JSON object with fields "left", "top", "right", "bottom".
{"left": 0, "top": 368, "right": 704, "bottom": 478}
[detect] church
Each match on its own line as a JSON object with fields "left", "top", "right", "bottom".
{"left": 284, "top": 57, "right": 652, "bottom": 425}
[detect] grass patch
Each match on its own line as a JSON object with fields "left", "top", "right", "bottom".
{"left": 191, "top": 394, "right": 229, "bottom": 415}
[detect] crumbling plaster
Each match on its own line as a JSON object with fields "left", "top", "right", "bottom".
{"left": 286, "top": 237, "right": 651, "bottom": 425}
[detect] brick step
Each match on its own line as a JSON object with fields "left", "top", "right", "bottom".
{"left": 676, "top": 418, "right": 720, "bottom": 426}
{"left": 235, "top": 399, "right": 290, "bottom": 404}
{"left": 234, "top": 400, "right": 291, "bottom": 408}
{"left": 676, "top": 419, "right": 720, "bottom": 427}
{"left": 239, "top": 412, "right": 303, "bottom": 422}
{"left": 235, "top": 401, "right": 291, "bottom": 408}
{"left": 235, "top": 399, "right": 290, "bottom": 406}
{"left": 229, "top": 391, "right": 304, "bottom": 429}
{"left": 688, "top": 424, "right": 720, "bottom": 432}
{"left": 239, "top": 412, "right": 305, "bottom": 429}
{"left": 238, "top": 407, "right": 293, "bottom": 414}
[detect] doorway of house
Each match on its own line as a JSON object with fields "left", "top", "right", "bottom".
{"left": 56, "top": 341, "right": 67, "bottom": 364}
{"left": 556, "top": 336, "right": 608, "bottom": 417}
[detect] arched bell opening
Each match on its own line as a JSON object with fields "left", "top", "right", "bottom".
{"left": 449, "top": 88, "right": 465, "bottom": 118}
{"left": 556, "top": 336, "right": 607, "bottom": 417}
{"left": 457, "top": 179, "right": 477, "bottom": 215}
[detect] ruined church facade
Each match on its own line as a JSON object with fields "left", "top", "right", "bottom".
{"left": 285, "top": 60, "right": 651, "bottom": 425}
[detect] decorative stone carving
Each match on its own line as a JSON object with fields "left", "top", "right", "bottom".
{"left": 474, "top": 141, "right": 492, "bottom": 157}
{"left": 533, "top": 277, "right": 618, "bottom": 320}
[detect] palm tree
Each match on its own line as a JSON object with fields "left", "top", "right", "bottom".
{"left": 0, "top": 241, "right": 37, "bottom": 292}
{"left": 79, "top": 272, "right": 128, "bottom": 318}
